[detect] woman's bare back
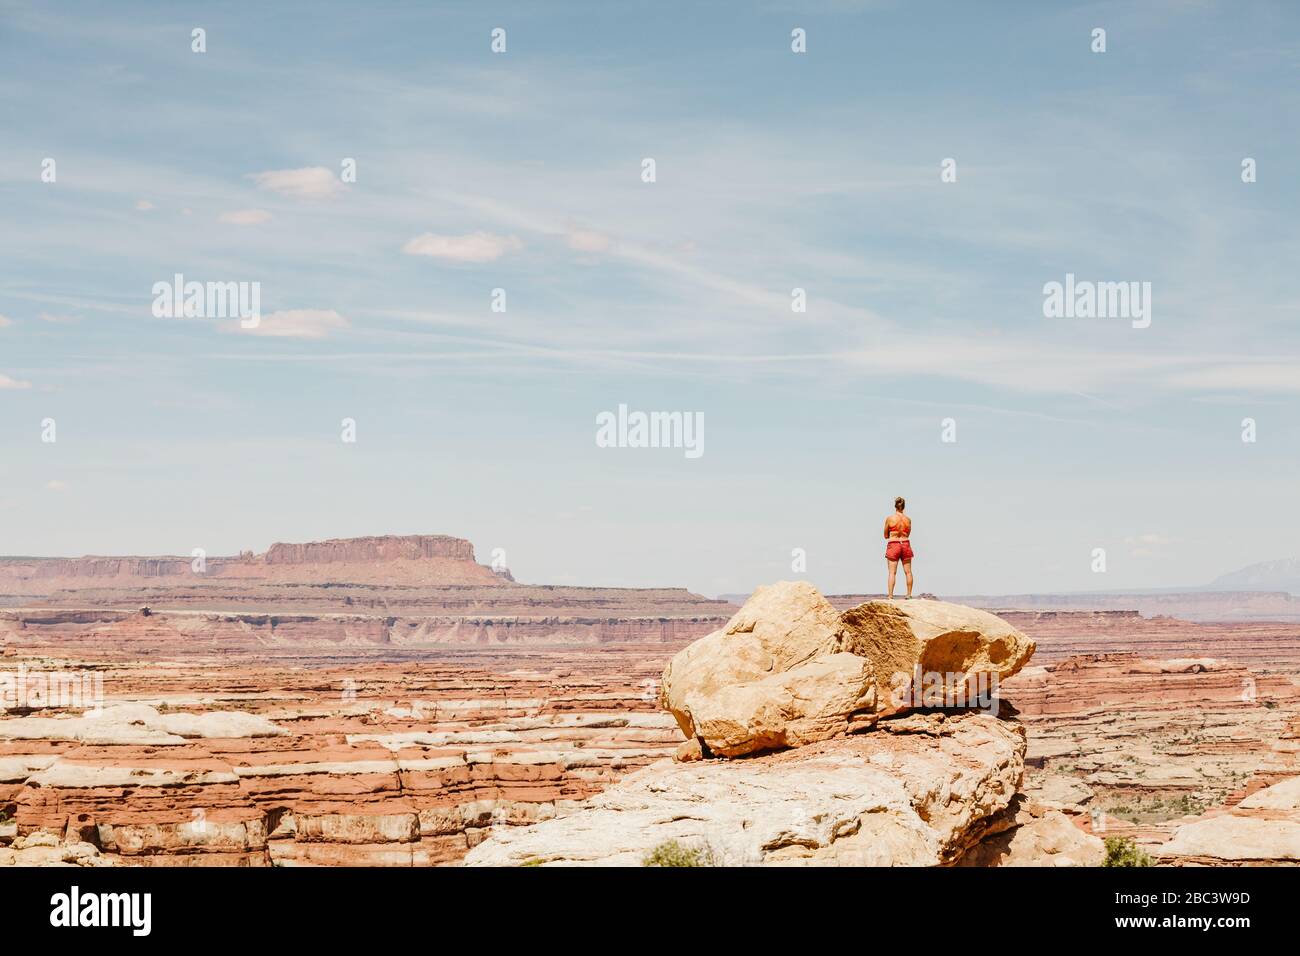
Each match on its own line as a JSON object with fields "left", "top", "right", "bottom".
{"left": 885, "top": 513, "right": 911, "bottom": 540}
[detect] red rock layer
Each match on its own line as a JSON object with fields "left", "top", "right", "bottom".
{"left": 0, "top": 648, "right": 682, "bottom": 865}
{"left": 0, "top": 609, "right": 725, "bottom": 656}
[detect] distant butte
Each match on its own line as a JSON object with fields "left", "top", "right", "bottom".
{"left": 0, "top": 534, "right": 735, "bottom": 651}
{"left": 0, "top": 534, "right": 506, "bottom": 592}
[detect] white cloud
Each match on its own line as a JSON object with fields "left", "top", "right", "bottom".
{"left": 1163, "top": 363, "right": 1300, "bottom": 393}
{"left": 45, "top": 480, "right": 69, "bottom": 492}
{"left": 566, "top": 228, "right": 612, "bottom": 253}
{"left": 218, "top": 208, "right": 273, "bottom": 225}
{"left": 249, "top": 166, "right": 344, "bottom": 200}
{"left": 237, "top": 309, "right": 348, "bottom": 339}
{"left": 402, "top": 231, "right": 522, "bottom": 263}
{"left": 135, "top": 199, "right": 154, "bottom": 211}
{"left": 1126, "top": 533, "right": 1175, "bottom": 558}
{"left": 39, "top": 313, "right": 77, "bottom": 324}
{"left": 0, "top": 373, "right": 31, "bottom": 389}
{"left": 0, "top": 314, "right": 13, "bottom": 327}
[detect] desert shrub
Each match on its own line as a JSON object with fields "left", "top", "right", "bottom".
{"left": 642, "top": 840, "right": 717, "bottom": 867}
{"left": 1103, "top": 836, "right": 1154, "bottom": 867}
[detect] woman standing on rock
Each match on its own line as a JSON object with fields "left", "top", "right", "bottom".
{"left": 884, "top": 497, "right": 913, "bottom": 599}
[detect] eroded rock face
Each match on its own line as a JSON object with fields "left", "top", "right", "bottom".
{"left": 464, "top": 712, "right": 1024, "bottom": 867}
{"left": 659, "top": 583, "right": 1035, "bottom": 757}
{"left": 0, "top": 832, "right": 113, "bottom": 867}
{"left": 659, "top": 583, "right": 840, "bottom": 724}
{"left": 838, "top": 598, "right": 1037, "bottom": 708}
{"left": 958, "top": 798, "right": 1105, "bottom": 867}
{"left": 0, "top": 650, "right": 687, "bottom": 866}
{"left": 685, "top": 653, "right": 875, "bottom": 757}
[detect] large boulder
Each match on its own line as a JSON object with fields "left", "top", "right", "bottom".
{"left": 659, "top": 581, "right": 845, "bottom": 754}
{"left": 684, "top": 653, "right": 875, "bottom": 757}
{"left": 464, "top": 712, "right": 1024, "bottom": 867}
{"left": 660, "top": 582, "right": 1035, "bottom": 757}
{"left": 838, "top": 599, "right": 1036, "bottom": 710}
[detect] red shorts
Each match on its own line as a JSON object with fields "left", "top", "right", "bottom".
{"left": 886, "top": 540, "right": 914, "bottom": 562}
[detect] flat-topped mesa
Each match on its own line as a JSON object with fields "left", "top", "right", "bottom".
{"left": 660, "top": 581, "right": 1036, "bottom": 758}
{"left": 24, "top": 557, "right": 194, "bottom": 580}
{"left": 0, "top": 534, "right": 507, "bottom": 594}
{"left": 264, "top": 534, "right": 477, "bottom": 565}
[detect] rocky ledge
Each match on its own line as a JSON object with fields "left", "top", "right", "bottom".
{"left": 466, "top": 710, "right": 1022, "bottom": 866}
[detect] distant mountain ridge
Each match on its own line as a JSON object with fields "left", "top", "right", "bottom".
{"left": 1208, "top": 557, "right": 1300, "bottom": 595}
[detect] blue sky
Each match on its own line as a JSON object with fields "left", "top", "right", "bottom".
{"left": 1, "top": 0, "right": 1298, "bottom": 596}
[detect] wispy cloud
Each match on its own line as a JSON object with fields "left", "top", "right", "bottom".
{"left": 401, "top": 231, "right": 523, "bottom": 263}
{"left": 249, "top": 166, "right": 344, "bottom": 200}
{"left": 218, "top": 209, "right": 273, "bottom": 225}
{"left": 566, "top": 227, "right": 612, "bottom": 253}
{"left": 1126, "top": 533, "right": 1176, "bottom": 559}
{"left": 235, "top": 309, "right": 348, "bottom": 339}
{"left": 0, "top": 373, "right": 32, "bottom": 389}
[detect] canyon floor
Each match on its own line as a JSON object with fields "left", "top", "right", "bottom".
{"left": 3, "top": 535, "right": 1299, "bottom": 866}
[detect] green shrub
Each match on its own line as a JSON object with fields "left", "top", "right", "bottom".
{"left": 1103, "top": 836, "right": 1154, "bottom": 867}
{"left": 642, "top": 840, "right": 717, "bottom": 867}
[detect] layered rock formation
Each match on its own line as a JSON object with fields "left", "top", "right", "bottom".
{"left": 1151, "top": 715, "right": 1300, "bottom": 865}
{"left": 0, "top": 646, "right": 684, "bottom": 865}
{"left": 8, "top": 555, "right": 1300, "bottom": 868}
{"left": 467, "top": 583, "right": 1066, "bottom": 866}
{"left": 990, "top": 610, "right": 1300, "bottom": 671}
{"left": 0, "top": 534, "right": 506, "bottom": 594}
{"left": 264, "top": 535, "right": 476, "bottom": 565}
{"left": 0, "top": 535, "right": 734, "bottom": 651}
{"left": 998, "top": 651, "right": 1300, "bottom": 852}
{"left": 0, "top": 607, "right": 723, "bottom": 655}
